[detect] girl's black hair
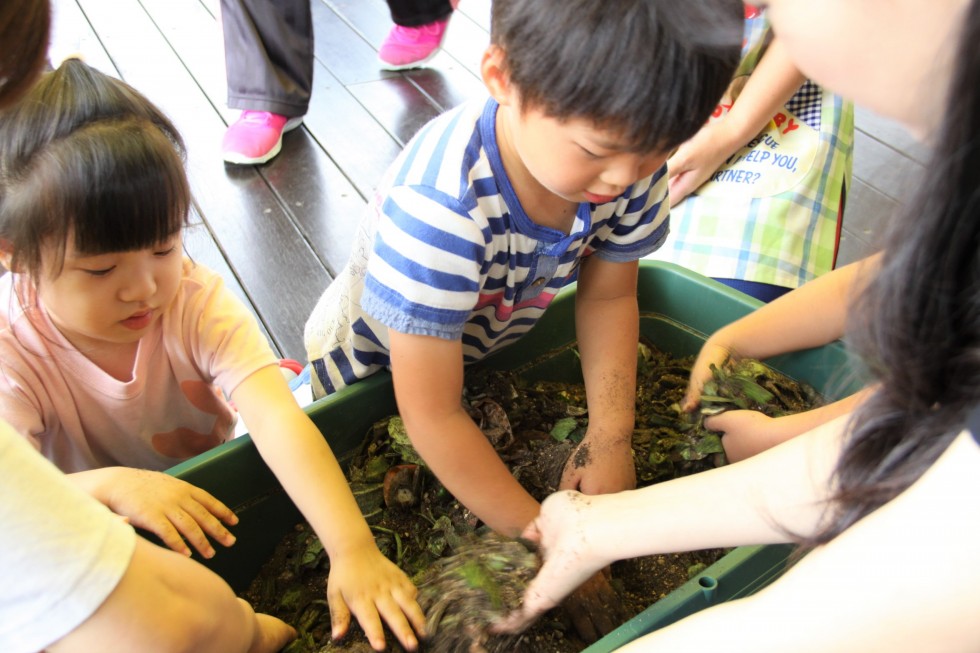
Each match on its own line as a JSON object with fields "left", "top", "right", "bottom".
{"left": 0, "top": 0, "right": 50, "bottom": 110}
{"left": 0, "top": 59, "right": 190, "bottom": 280}
{"left": 490, "top": 0, "right": 743, "bottom": 153}
{"left": 804, "top": 0, "right": 980, "bottom": 546}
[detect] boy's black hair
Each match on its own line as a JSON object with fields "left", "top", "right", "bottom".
{"left": 491, "top": 0, "right": 743, "bottom": 153}
{"left": 0, "top": 59, "right": 190, "bottom": 279}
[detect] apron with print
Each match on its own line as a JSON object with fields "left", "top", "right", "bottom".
{"left": 648, "top": 11, "right": 854, "bottom": 289}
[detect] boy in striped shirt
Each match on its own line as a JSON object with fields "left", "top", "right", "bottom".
{"left": 306, "top": 0, "right": 740, "bottom": 580}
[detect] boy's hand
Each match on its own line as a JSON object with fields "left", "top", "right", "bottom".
{"left": 560, "top": 433, "right": 635, "bottom": 495}
{"left": 326, "top": 547, "right": 426, "bottom": 652}
{"left": 564, "top": 571, "right": 623, "bottom": 643}
{"left": 73, "top": 466, "right": 238, "bottom": 558}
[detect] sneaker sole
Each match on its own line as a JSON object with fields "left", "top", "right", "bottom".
{"left": 378, "top": 45, "right": 444, "bottom": 71}
{"left": 222, "top": 116, "right": 305, "bottom": 166}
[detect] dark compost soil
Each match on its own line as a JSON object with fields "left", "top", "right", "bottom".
{"left": 240, "top": 340, "right": 820, "bottom": 652}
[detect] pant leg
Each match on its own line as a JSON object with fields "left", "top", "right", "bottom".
{"left": 220, "top": 0, "right": 312, "bottom": 116}
{"left": 386, "top": 0, "right": 454, "bottom": 27}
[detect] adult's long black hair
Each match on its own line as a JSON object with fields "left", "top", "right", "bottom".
{"left": 805, "top": 0, "right": 980, "bottom": 546}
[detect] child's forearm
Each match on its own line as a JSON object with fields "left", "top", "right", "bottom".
{"left": 581, "top": 413, "right": 849, "bottom": 564}
{"left": 767, "top": 388, "right": 874, "bottom": 442}
{"left": 389, "top": 330, "right": 541, "bottom": 536}
{"left": 719, "top": 37, "right": 806, "bottom": 149}
{"left": 714, "top": 256, "right": 877, "bottom": 361}
{"left": 620, "top": 431, "right": 980, "bottom": 653}
{"left": 406, "top": 407, "right": 541, "bottom": 537}
{"left": 575, "top": 290, "right": 639, "bottom": 438}
{"left": 252, "top": 411, "right": 377, "bottom": 556}
{"left": 52, "top": 537, "right": 295, "bottom": 653}
{"left": 233, "top": 368, "right": 377, "bottom": 557}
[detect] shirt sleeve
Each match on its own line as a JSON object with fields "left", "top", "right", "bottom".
{"left": 0, "top": 420, "right": 136, "bottom": 653}
{"left": 178, "top": 263, "right": 279, "bottom": 396}
{"left": 362, "top": 184, "right": 488, "bottom": 339}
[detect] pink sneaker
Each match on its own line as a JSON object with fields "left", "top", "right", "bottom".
{"left": 378, "top": 17, "right": 451, "bottom": 71}
{"left": 222, "top": 110, "right": 304, "bottom": 165}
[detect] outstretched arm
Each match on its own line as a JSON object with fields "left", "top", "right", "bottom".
{"left": 389, "top": 330, "right": 541, "bottom": 537}
{"left": 50, "top": 537, "right": 296, "bottom": 653}
{"left": 234, "top": 366, "right": 425, "bottom": 652}
{"left": 615, "top": 430, "right": 980, "bottom": 653}
{"left": 709, "top": 386, "right": 875, "bottom": 462}
{"left": 390, "top": 330, "right": 622, "bottom": 642}
{"left": 562, "top": 255, "right": 640, "bottom": 494}
{"left": 497, "top": 413, "right": 850, "bottom": 631}
{"left": 683, "top": 255, "right": 879, "bottom": 411}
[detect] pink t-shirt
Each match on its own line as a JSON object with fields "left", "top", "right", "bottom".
{"left": 0, "top": 260, "right": 278, "bottom": 473}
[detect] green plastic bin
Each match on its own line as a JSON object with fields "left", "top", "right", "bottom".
{"left": 166, "top": 261, "right": 862, "bottom": 647}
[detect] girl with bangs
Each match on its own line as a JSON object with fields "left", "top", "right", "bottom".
{"left": 0, "top": 59, "right": 425, "bottom": 652}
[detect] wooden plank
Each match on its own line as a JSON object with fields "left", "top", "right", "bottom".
{"left": 311, "top": 0, "right": 388, "bottom": 86}
{"left": 324, "top": 0, "right": 487, "bottom": 112}
{"left": 842, "top": 178, "right": 902, "bottom": 246}
{"left": 48, "top": 0, "right": 115, "bottom": 72}
{"left": 853, "top": 130, "right": 924, "bottom": 204}
{"left": 142, "top": 0, "right": 403, "bottom": 206}
{"left": 138, "top": 0, "right": 368, "bottom": 276}
{"left": 183, "top": 218, "right": 280, "bottom": 357}
{"left": 322, "top": 0, "right": 393, "bottom": 47}
{"left": 854, "top": 105, "right": 932, "bottom": 166}
{"left": 347, "top": 76, "right": 443, "bottom": 146}
{"left": 456, "top": 0, "right": 492, "bottom": 33}
{"left": 436, "top": 3, "right": 490, "bottom": 78}
{"left": 75, "top": 0, "right": 329, "bottom": 361}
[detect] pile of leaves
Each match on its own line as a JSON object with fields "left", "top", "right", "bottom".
{"left": 240, "top": 340, "right": 820, "bottom": 652}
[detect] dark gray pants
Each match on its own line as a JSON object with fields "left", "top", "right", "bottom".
{"left": 221, "top": 0, "right": 455, "bottom": 117}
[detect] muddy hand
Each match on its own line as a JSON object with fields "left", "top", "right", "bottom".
{"left": 563, "top": 570, "right": 621, "bottom": 643}
{"left": 491, "top": 492, "right": 606, "bottom": 635}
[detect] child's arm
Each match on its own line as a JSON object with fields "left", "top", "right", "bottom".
{"left": 69, "top": 467, "right": 239, "bottom": 559}
{"left": 231, "top": 366, "right": 425, "bottom": 652}
{"left": 612, "top": 430, "right": 980, "bottom": 653}
{"left": 561, "top": 256, "right": 641, "bottom": 495}
{"left": 707, "top": 386, "right": 875, "bottom": 462}
{"left": 496, "top": 412, "right": 851, "bottom": 633}
{"left": 391, "top": 330, "right": 628, "bottom": 642}
{"left": 667, "top": 37, "right": 806, "bottom": 205}
{"left": 388, "top": 331, "right": 541, "bottom": 537}
{"left": 682, "top": 254, "right": 880, "bottom": 411}
{"left": 50, "top": 537, "right": 297, "bottom": 653}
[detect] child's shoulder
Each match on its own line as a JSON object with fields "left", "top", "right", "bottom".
{"left": 170, "top": 259, "right": 230, "bottom": 310}
{"left": 179, "top": 258, "right": 221, "bottom": 288}
{"left": 385, "top": 97, "right": 492, "bottom": 194}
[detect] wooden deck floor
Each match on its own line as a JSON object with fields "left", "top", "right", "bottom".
{"left": 47, "top": 0, "right": 926, "bottom": 362}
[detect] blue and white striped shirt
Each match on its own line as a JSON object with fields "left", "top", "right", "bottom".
{"left": 304, "top": 98, "right": 669, "bottom": 396}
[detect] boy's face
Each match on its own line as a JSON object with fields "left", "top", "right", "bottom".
{"left": 499, "top": 102, "right": 668, "bottom": 206}
{"left": 36, "top": 233, "right": 183, "bottom": 353}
